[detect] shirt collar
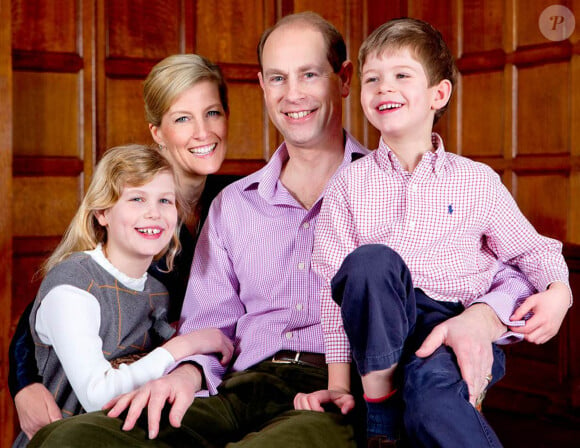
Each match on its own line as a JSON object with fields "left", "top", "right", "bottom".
{"left": 242, "top": 130, "right": 369, "bottom": 204}
{"left": 376, "top": 132, "right": 447, "bottom": 175}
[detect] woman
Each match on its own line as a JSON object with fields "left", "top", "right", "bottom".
{"left": 9, "top": 54, "right": 235, "bottom": 442}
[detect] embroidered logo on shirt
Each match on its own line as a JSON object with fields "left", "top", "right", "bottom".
{"left": 448, "top": 205, "right": 454, "bottom": 215}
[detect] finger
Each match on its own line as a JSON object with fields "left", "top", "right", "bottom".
{"left": 510, "top": 298, "right": 535, "bottom": 321}
{"left": 122, "top": 391, "right": 150, "bottom": 432}
{"left": 106, "top": 393, "right": 133, "bottom": 417}
{"left": 294, "top": 393, "right": 309, "bottom": 410}
{"left": 306, "top": 395, "right": 325, "bottom": 412}
{"left": 336, "top": 396, "right": 355, "bottom": 415}
{"left": 168, "top": 390, "right": 194, "bottom": 429}
{"left": 415, "top": 325, "right": 445, "bottom": 358}
{"left": 46, "top": 401, "right": 63, "bottom": 422}
{"left": 220, "top": 341, "right": 235, "bottom": 365}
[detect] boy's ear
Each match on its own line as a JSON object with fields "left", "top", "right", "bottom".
{"left": 338, "top": 60, "right": 354, "bottom": 98}
{"left": 431, "top": 79, "right": 453, "bottom": 111}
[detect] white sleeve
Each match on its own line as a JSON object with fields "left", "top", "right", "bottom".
{"left": 36, "top": 284, "right": 175, "bottom": 412}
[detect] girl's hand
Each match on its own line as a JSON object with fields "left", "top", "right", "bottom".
{"left": 163, "top": 328, "right": 234, "bottom": 365}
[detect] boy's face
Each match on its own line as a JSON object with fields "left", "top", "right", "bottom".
{"left": 360, "top": 48, "right": 450, "bottom": 141}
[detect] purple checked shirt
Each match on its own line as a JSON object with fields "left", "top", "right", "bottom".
{"left": 177, "top": 132, "right": 368, "bottom": 393}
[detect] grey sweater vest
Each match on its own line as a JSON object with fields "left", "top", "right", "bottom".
{"left": 30, "top": 252, "right": 170, "bottom": 417}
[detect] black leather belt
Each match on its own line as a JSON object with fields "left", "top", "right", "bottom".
{"left": 271, "top": 350, "right": 326, "bottom": 369}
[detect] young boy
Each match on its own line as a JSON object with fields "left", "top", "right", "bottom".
{"left": 308, "top": 18, "right": 571, "bottom": 446}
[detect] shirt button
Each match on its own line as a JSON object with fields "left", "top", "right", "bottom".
{"left": 298, "top": 262, "right": 305, "bottom": 270}
{"left": 285, "top": 332, "right": 293, "bottom": 339}
{"left": 408, "top": 221, "right": 416, "bottom": 229}
{"left": 303, "top": 222, "right": 310, "bottom": 229}
{"left": 296, "top": 303, "right": 303, "bottom": 311}
{"left": 411, "top": 184, "right": 418, "bottom": 192}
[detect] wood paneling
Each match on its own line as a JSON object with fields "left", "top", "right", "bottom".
{"left": 106, "top": 78, "right": 152, "bottom": 148}
{"left": 13, "top": 72, "right": 80, "bottom": 157}
{"left": 517, "top": 62, "right": 570, "bottom": 155}
{"left": 12, "top": 0, "right": 78, "bottom": 52}
{"left": 106, "top": 0, "right": 182, "bottom": 58}
{"left": 196, "top": 0, "right": 265, "bottom": 63}
{"left": 460, "top": 70, "right": 505, "bottom": 157}
{"left": 0, "top": 0, "right": 13, "bottom": 445}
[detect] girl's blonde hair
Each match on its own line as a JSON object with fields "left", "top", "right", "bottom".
{"left": 41, "top": 144, "right": 185, "bottom": 276}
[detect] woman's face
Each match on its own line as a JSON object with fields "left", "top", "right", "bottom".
{"left": 150, "top": 80, "right": 228, "bottom": 178}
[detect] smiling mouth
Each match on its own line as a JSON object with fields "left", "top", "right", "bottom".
{"left": 285, "top": 110, "right": 314, "bottom": 119}
{"left": 137, "top": 228, "right": 162, "bottom": 235}
{"left": 189, "top": 143, "right": 217, "bottom": 156}
{"left": 378, "top": 103, "right": 402, "bottom": 111}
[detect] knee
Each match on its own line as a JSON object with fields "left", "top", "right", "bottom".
{"left": 337, "top": 244, "right": 406, "bottom": 280}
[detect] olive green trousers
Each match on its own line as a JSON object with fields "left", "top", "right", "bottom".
{"left": 29, "top": 361, "right": 365, "bottom": 448}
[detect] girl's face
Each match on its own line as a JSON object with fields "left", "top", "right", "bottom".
{"left": 150, "top": 80, "right": 228, "bottom": 179}
{"left": 96, "top": 171, "right": 178, "bottom": 277}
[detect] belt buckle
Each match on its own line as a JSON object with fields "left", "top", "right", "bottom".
{"left": 272, "top": 351, "right": 301, "bottom": 364}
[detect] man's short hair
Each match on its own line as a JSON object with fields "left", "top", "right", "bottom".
{"left": 257, "top": 11, "right": 347, "bottom": 74}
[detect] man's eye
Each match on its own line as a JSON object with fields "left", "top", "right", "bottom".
{"left": 175, "top": 116, "right": 189, "bottom": 123}
{"left": 270, "top": 75, "right": 284, "bottom": 82}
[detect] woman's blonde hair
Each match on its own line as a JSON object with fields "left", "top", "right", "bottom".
{"left": 41, "top": 144, "right": 185, "bottom": 276}
{"left": 144, "top": 54, "right": 229, "bottom": 127}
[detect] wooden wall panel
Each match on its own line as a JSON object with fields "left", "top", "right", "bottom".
{"left": 12, "top": 0, "right": 77, "bottom": 52}
{"left": 106, "top": 78, "right": 152, "bottom": 148}
{"left": 13, "top": 72, "right": 80, "bottom": 157}
{"left": 514, "top": 173, "right": 569, "bottom": 240}
{"left": 0, "top": 0, "right": 12, "bottom": 445}
{"left": 13, "top": 177, "right": 80, "bottom": 237}
{"left": 227, "top": 83, "right": 266, "bottom": 159}
{"left": 517, "top": 62, "right": 570, "bottom": 155}
{"left": 196, "top": 0, "right": 265, "bottom": 63}
{"left": 462, "top": 0, "right": 504, "bottom": 53}
{"left": 106, "top": 0, "right": 182, "bottom": 58}
{"left": 460, "top": 71, "right": 505, "bottom": 157}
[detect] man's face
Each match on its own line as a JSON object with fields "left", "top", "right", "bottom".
{"left": 258, "top": 23, "right": 350, "bottom": 150}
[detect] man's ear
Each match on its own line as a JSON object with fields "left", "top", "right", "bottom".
{"left": 338, "top": 60, "right": 354, "bottom": 98}
{"left": 258, "top": 72, "right": 265, "bottom": 92}
{"left": 432, "top": 79, "right": 453, "bottom": 111}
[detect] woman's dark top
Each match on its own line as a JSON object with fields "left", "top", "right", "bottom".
{"left": 8, "top": 174, "right": 239, "bottom": 398}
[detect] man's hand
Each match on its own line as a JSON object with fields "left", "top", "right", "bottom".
{"left": 509, "top": 281, "right": 570, "bottom": 344}
{"left": 294, "top": 389, "right": 355, "bottom": 415}
{"left": 415, "top": 303, "right": 506, "bottom": 407}
{"left": 103, "top": 363, "right": 202, "bottom": 439}
{"left": 15, "top": 383, "right": 62, "bottom": 439}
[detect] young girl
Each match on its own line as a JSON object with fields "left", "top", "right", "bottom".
{"left": 14, "top": 145, "right": 233, "bottom": 447}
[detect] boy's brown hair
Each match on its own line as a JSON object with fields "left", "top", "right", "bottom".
{"left": 359, "top": 17, "right": 457, "bottom": 123}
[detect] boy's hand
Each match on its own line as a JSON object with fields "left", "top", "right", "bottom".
{"left": 293, "top": 389, "right": 355, "bottom": 415}
{"left": 509, "top": 281, "right": 570, "bottom": 344}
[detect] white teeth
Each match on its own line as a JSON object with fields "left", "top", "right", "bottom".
{"left": 378, "top": 103, "right": 402, "bottom": 111}
{"left": 287, "top": 111, "right": 311, "bottom": 119}
{"left": 138, "top": 228, "right": 161, "bottom": 235}
{"left": 190, "top": 143, "right": 217, "bottom": 155}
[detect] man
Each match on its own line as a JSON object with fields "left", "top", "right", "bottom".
{"left": 30, "top": 12, "right": 532, "bottom": 448}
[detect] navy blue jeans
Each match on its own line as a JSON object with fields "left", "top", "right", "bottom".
{"left": 331, "top": 244, "right": 506, "bottom": 447}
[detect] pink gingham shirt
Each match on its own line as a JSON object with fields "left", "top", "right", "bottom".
{"left": 314, "top": 134, "right": 569, "bottom": 364}
{"left": 177, "top": 132, "right": 369, "bottom": 393}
